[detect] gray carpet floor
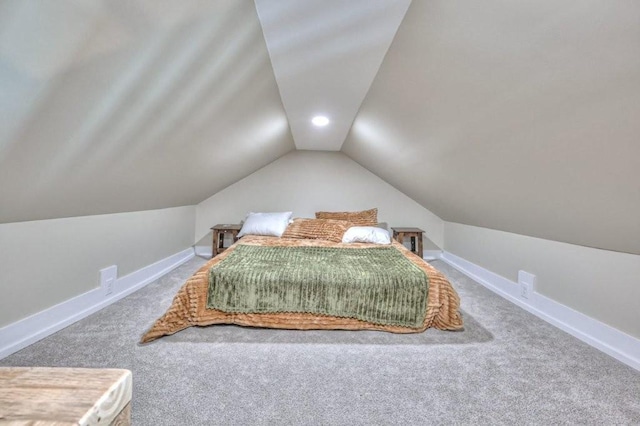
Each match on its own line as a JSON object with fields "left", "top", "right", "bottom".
{"left": 2, "top": 257, "right": 639, "bottom": 425}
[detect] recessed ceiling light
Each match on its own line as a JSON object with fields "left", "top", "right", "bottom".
{"left": 312, "top": 116, "right": 329, "bottom": 126}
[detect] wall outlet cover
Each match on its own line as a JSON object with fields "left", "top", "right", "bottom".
{"left": 99, "top": 265, "right": 118, "bottom": 296}
{"left": 518, "top": 270, "right": 536, "bottom": 300}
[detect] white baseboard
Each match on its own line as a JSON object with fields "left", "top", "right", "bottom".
{"left": 194, "top": 245, "right": 213, "bottom": 258}
{"left": 440, "top": 251, "right": 640, "bottom": 372}
{"left": 0, "top": 247, "right": 194, "bottom": 360}
{"left": 423, "top": 250, "right": 443, "bottom": 261}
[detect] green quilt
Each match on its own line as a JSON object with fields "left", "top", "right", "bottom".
{"left": 207, "top": 244, "right": 429, "bottom": 328}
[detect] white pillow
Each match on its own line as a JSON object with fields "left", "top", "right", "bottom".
{"left": 342, "top": 226, "right": 391, "bottom": 245}
{"left": 237, "top": 211, "right": 293, "bottom": 238}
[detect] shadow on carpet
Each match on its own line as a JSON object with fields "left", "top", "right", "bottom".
{"left": 149, "top": 309, "right": 492, "bottom": 346}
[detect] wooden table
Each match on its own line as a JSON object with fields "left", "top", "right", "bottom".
{"left": 391, "top": 227, "right": 425, "bottom": 259}
{"left": 0, "top": 367, "right": 132, "bottom": 425}
{"left": 211, "top": 224, "right": 242, "bottom": 257}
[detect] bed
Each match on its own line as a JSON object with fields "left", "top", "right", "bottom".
{"left": 140, "top": 223, "right": 463, "bottom": 343}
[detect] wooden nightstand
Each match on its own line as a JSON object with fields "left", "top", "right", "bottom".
{"left": 211, "top": 224, "right": 242, "bottom": 257}
{"left": 391, "top": 227, "right": 424, "bottom": 259}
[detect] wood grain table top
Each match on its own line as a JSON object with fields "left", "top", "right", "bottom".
{"left": 0, "top": 367, "right": 132, "bottom": 425}
{"left": 211, "top": 224, "right": 242, "bottom": 231}
{"left": 390, "top": 227, "right": 424, "bottom": 233}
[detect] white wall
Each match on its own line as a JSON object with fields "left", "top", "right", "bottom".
{"left": 196, "top": 151, "right": 443, "bottom": 250}
{"left": 0, "top": 206, "right": 195, "bottom": 328}
{"left": 444, "top": 222, "right": 640, "bottom": 339}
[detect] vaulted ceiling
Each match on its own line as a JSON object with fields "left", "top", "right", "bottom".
{"left": 1, "top": 0, "right": 638, "bottom": 254}
{"left": 255, "top": 0, "right": 410, "bottom": 150}
{"left": 343, "top": 0, "right": 640, "bottom": 255}
{"left": 0, "top": 1, "right": 294, "bottom": 222}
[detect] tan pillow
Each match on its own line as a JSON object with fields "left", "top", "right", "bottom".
{"left": 282, "top": 218, "right": 354, "bottom": 243}
{"left": 315, "top": 208, "right": 378, "bottom": 226}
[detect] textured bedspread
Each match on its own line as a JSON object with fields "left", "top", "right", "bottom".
{"left": 208, "top": 245, "right": 429, "bottom": 328}
{"left": 141, "top": 236, "right": 463, "bottom": 343}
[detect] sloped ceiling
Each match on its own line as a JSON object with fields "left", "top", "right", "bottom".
{"left": 255, "top": 0, "right": 410, "bottom": 150}
{"left": 343, "top": 0, "right": 640, "bottom": 255}
{"left": 0, "top": 0, "right": 294, "bottom": 223}
{"left": 1, "top": 1, "right": 638, "bottom": 256}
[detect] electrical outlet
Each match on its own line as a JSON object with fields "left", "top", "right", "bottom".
{"left": 100, "top": 265, "right": 118, "bottom": 297}
{"left": 105, "top": 277, "right": 114, "bottom": 295}
{"left": 518, "top": 270, "right": 536, "bottom": 300}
